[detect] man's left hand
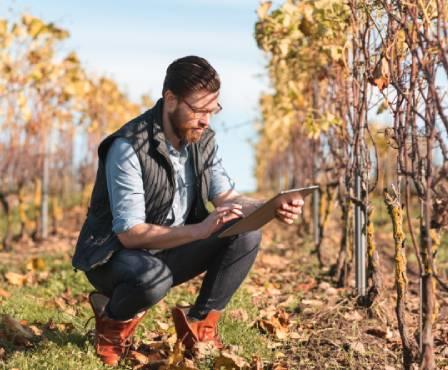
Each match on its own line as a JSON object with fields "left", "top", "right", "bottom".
{"left": 276, "top": 198, "right": 304, "bottom": 224}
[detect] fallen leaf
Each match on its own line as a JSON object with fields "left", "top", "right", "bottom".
{"left": 52, "top": 296, "right": 76, "bottom": 316}
{"left": 275, "top": 309, "right": 289, "bottom": 327}
{"left": 26, "top": 257, "right": 46, "bottom": 271}
{"left": 44, "top": 319, "right": 75, "bottom": 333}
{"left": 259, "top": 254, "right": 285, "bottom": 269}
{"left": 192, "top": 341, "right": 219, "bottom": 360}
{"left": 272, "top": 362, "right": 288, "bottom": 370}
{"left": 318, "top": 282, "right": 331, "bottom": 290}
{"left": 182, "top": 358, "right": 199, "bottom": 370}
{"left": 278, "top": 295, "right": 296, "bottom": 308}
{"left": 325, "top": 286, "right": 338, "bottom": 296}
{"left": 53, "top": 297, "right": 67, "bottom": 310}
{"left": 301, "top": 299, "right": 323, "bottom": 307}
{"left": 265, "top": 285, "right": 282, "bottom": 296}
{"left": 164, "top": 340, "right": 185, "bottom": 366}
{"left": 267, "top": 341, "right": 283, "bottom": 349}
{"left": 156, "top": 320, "right": 170, "bottom": 331}
{"left": 167, "top": 333, "right": 177, "bottom": 347}
{"left": 176, "top": 300, "right": 191, "bottom": 308}
{"left": 28, "top": 325, "right": 43, "bottom": 336}
{"left": 4, "top": 272, "right": 27, "bottom": 286}
{"left": 274, "top": 351, "right": 286, "bottom": 359}
{"left": 255, "top": 318, "right": 288, "bottom": 340}
{"left": 228, "top": 308, "right": 249, "bottom": 322}
{"left": 294, "top": 278, "right": 317, "bottom": 293}
{"left": 344, "top": 311, "right": 362, "bottom": 322}
{"left": 127, "top": 350, "right": 149, "bottom": 365}
{"left": 160, "top": 356, "right": 198, "bottom": 370}
{"left": 0, "top": 288, "right": 11, "bottom": 298}
{"left": 36, "top": 271, "right": 50, "bottom": 283}
{"left": 214, "top": 350, "right": 249, "bottom": 370}
{"left": 302, "top": 308, "right": 314, "bottom": 315}
{"left": 288, "top": 331, "right": 304, "bottom": 340}
{"left": 250, "top": 356, "right": 263, "bottom": 370}
{"left": 60, "top": 288, "right": 78, "bottom": 305}
{"left": 345, "top": 341, "right": 365, "bottom": 354}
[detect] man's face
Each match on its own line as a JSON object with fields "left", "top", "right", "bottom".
{"left": 167, "top": 89, "right": 221, "bottom": 144}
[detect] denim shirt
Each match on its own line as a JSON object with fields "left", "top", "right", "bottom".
{"left": 105, "top": 137, "right": 235, "bottom": 233}
{"left": 164, "top": 142, "right": 195, "bottom": 226}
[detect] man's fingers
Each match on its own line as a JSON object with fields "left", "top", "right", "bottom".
{"left": 216, "top": 207, "right": 243, "bottom": 225}
{"left": 277, "top": 209, "right": 300, "bottom": 219}
{"left": 221, "top": 209, "right": 244, "bottom": 217}
{"left": 222, "top": 212, "right": 241, "bottom": 223}
{"left": 278, "top": 215, "right": 294, "bottom": 224}
{"left": 275, "top": 198, "right": 304, "bottom": 225}
{"left": 280, "top": 203, "right": 302, "bottom": 213}
{"left": 290, "top": 198, "right": 304, "bottom": 206}
{"left": 216, "top": 204, "right": 242, "bottom": 213}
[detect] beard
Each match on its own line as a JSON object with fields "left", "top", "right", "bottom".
{"left": 168, "top": 108, "right": 204, "bottom": 144}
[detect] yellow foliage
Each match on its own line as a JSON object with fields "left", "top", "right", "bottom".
{"left": 34, "top": 179, "right": 42, "bottom": 207}
{"left": 257, "top": 2, "right": 272, "bottom": 20}
{"left": 18, "top": 191, "right": 29, "bottom": 226}
{"left": 50, "top": 196, "right": 63, "bottom": 222}
{"left": 27, "top": 18, "right": 46, "bottom": 39}
{"left": 82, "top": 182, "right": 94, "bottom": 207}
{"left": 0, "top": 19, "right": 7, "bottom": 36}
{"left": 254, "top": 0, "right": 350, "bottom": 185}
{"left": 11, "top": 23, "right": 24, "bottom": 37}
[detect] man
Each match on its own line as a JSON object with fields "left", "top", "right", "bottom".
{"left": 72, "top": 56, "right": 303, "bottom": 366}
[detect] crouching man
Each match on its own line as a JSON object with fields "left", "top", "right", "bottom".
{"left": 72, "top": 55, "right": 303, "bottom": 366}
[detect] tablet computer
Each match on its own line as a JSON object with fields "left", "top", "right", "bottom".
{"left": 218, "top": 185, "right": 319, "bottom": 238}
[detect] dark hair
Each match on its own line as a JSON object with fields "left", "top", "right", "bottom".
{"left": 162, "top": 56, "right": 220, "bottom": 98}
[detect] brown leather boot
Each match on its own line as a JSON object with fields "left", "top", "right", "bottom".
{"left": 89, "top": 292, "right": 146, "bottom": 366}
{"left": 171, "top": 306, "right": 223, "bottom": 350}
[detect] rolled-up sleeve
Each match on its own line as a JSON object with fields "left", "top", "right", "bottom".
{"left": 208, "top": 144, "right": 235, "bottom": 200}
{"left": 105, "top": 138, "right": 146, "bottom": 233}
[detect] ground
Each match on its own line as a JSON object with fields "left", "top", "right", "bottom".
{"left": 0, "top": 207, "right": 447, "bottom": 370}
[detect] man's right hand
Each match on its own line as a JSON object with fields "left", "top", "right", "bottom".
{"left": 118, "top": 204, "right": 244, "bottom": 250}
{"left": 197, "top": 203, "right": 243, "bottom": 239}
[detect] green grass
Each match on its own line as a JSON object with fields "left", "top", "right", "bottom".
{"left": 0, "top": 254, "right": 272, "bottom": 370}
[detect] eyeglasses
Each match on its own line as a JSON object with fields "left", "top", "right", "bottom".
{"left": 181, "top": 98, "right": 223, "bottom": 118}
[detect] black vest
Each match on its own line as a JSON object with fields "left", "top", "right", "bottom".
{"left": 72, "top": 98, "right": 216, "bottom": 271}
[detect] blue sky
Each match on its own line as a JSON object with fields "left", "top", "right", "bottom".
{"left": 2, "top": 0, "right": 275, "bottom": 192}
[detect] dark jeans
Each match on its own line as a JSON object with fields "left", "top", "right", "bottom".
{"left": 85, "top": 230, "right": 261, "bottom": 321}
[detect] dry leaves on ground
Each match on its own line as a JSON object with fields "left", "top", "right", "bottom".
{"left": 254, "top": 308, "right": 290, "bottom": 340}
{"left": 0, "top": 315, "right": 37, "bottom": 347}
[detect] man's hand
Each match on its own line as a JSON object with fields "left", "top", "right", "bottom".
{"left": 276, "top": 198, "right": 304, "bottom": 224}
{"left": 197, "top": 203, "right": 244, "bottom": 239}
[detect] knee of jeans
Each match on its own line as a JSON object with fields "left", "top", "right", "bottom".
{"left": 137, "top": 262, "right": 173, "bottom": 306}
{"left": 233, "top": 230, "right": 262, "bottom": 255}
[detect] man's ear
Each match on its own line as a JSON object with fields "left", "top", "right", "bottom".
{"left": 164, "top": 90, "right": 178, "bottom": 112}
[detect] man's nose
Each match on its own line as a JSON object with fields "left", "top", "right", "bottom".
{"left": 198, "top": 114, "right": 211, "bottom": 127}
